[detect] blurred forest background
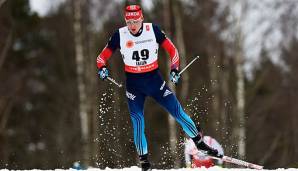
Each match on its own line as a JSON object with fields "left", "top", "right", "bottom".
{"left": 0, "top": 0, "right": 298, "bottom": 169}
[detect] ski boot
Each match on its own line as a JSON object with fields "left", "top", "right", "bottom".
{"left": 192, "top": 135, "right": 223, "bottom": 158}
{"left": 139, "top": 154, "right": 152, "bottom": 171}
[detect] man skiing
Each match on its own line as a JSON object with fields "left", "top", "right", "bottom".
{"left": 96, "top": 4, "right": 222, "bottom": 171}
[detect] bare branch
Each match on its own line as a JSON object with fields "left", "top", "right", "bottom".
{"left": 0, "top": 0, "right": 7, "bottom": 8}
{"left": 0, "top": 100, "right": 13, "bottom": 134}
{"left": 0, "top": 30, "right": 13, "bottom": 71}
{"left": 259, "top": 133, "right": 281, "bottom": 165}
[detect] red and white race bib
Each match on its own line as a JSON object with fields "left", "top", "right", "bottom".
{"left": 119, "top": 23, "right": 159, "bottom": 73}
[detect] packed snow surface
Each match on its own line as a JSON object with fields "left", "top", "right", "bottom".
{"left": 3, "top": 166, "right": 296, "bottom": 171}
{"left": 89, "top": 167, "right": 297, "bottom": 171}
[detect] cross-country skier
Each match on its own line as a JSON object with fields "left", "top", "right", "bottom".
{"left": 184, "top": 136, "right": 224, "bottom": 168}
{"left": 96, "top": 4, "right": 222, "bottom": 171}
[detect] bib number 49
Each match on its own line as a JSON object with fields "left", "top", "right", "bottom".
{"left": 132, "top": 49, "right": 149, "bottom": 61}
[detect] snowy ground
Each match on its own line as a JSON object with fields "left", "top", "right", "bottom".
{"left": 7, "top": 166, "right": 292, "bottom": 171}
{"left": 85, "top": 167, "right": 298, "bottom": 171}
{"left": 1, "top": 166, "right": 298, "bottom": 171}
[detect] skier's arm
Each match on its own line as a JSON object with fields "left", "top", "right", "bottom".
{"left": 96, "top": 30, "right": 120, "bottom": 69}
{"left": 153, "top": 24, "right": 180, "bottom": 70}
{"left": 161, "top": 38, "right": 180, "bottom": 70}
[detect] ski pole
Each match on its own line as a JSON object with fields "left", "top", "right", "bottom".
{"left": 107, "top": 76, "right": 123, "bottom": 88}
{"left": 210, "top": 155, "right": 264, "bottom": 170}
{"left": 178, "top": 56, "right": 200, "bottom": 76}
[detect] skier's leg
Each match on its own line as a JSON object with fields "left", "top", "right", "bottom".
{"left": 126, "top": 88, "right": 152, "bottom": 170}
{"left": 126, "top": 88, "right": 148, "bottom": 156}
{"left": 151, "top": 87, "right": 199, "bottom": 138}
{"left": 152, "top": 85, "right": 221, "bottom": 157}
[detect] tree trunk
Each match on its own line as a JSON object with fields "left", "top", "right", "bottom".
{"left": 219, "top": 54, "right": 231, "bottom": 149}
{"left": 173, "top": 0, "right": 188, "bottom": 101}
{"left": 235, "top": 49, "right": 246, "bottom": 159}
{"left": 163, "top": 0, "right": 178, "bottom": 167}
{"left": 172, "top": 0, "right": 188, "bottom": 167}
{"left": 73, "top": 0, "right": 90, "bottom": 166}
{"left": 82, "top": 0, "right": 99, "bottom": 166}
{"left": 207, "top": 48, "right": 221, "bottom": 136}
{"left": 233, "top": 0, "right": 246, "bottom": 159}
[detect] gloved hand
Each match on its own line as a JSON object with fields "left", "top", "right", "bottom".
{"left": 170, "top": 69, "right": 180, "bottom": 84}
{"left": 98, "top": 66, "right": 109, "bottom": 80}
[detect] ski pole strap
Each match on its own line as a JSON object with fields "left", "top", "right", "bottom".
{"left": 211, "top": 155, "right": 263, "bottom": 170}
{"left": 107, "top": 77, "right": 123, "bottom": 88}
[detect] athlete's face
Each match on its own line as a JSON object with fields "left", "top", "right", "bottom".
{"left": 126, "top": 18, "right": 143, "bottom": 35}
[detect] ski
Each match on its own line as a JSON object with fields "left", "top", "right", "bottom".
{"left": 210, "top": 155, "right": 264, "bottom": 170}
{"left": 192, "top": 150, "right": 263, "bottom": 169}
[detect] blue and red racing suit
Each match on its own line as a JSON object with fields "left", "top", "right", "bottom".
{"left": 97, "top": 23, "right": 199, "bottom": 155}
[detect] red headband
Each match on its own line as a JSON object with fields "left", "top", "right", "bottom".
{"left": 125, "top": 5, "right": 143, "bottom": 20}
